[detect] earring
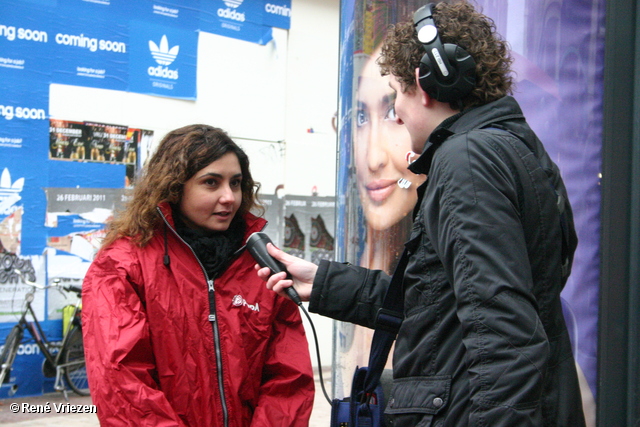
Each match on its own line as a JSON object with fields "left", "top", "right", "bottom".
{"left": 406, "top": 151, "right": 417, "bottom": 165}
{"left": 398, "top": 178, "right": 411, "bottom": 189}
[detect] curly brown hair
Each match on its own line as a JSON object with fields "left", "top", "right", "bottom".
{"left": 101, "top": 124, "right": 263, "bottom": 248}
{"left": 377, "top": 0, "right": 513, "bottom": 110}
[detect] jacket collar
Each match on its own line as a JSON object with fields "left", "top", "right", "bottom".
{"left": 156, "top": 202, "right": 268, "bottom": 268}
{"left": 409, "top": 96, "right": 525, "bottom": 176}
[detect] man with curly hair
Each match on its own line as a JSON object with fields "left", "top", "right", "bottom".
{"left": 258, "top": 1, "right": 586, "bottom": 425}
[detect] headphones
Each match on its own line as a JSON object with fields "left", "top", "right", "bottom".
{"left": 413, "top": 3, "right": 476, "bottom": 103}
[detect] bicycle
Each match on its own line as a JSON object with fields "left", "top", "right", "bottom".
{"left": 0, "top": 269, "right": 89, "bottom": 398}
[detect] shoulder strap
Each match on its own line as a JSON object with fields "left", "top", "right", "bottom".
{"left": 362, "top": 250, "right": 410, "bottom": 394}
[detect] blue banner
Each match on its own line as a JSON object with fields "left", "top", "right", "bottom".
{"left": 58, "top": 0, "right": 133, "bottom": 14}
{"left": 0, "top": 153, "right": 49, "bottom": 257}
{"left": 0, "top": 74, "right": 49, "bottom": 256}
{"left": 0, "top": 2, "right": 52, "bottom": 82}
{"left": 119, "top": 0, "right": 201, "bottom": 29}
{"left": 129, "top": 21, "right": 198, "bottom": 99}
{"left": 200, "top": 0, "right": 273, "bottom": 45}
{"left": 1, "top": 0, "right": 287, "bottom": 98}
{"left": 263, "top": 0, "right": 291, "bottom": 30}
{"left": 0, "top": 78, "right": 48, "bottom": 149}
{"left": 50, "top": 6, "right": 129, "bottom": 91}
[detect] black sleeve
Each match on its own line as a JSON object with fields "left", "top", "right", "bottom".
{"left": 308, "top": 260, "right": 391, "bottom": 328}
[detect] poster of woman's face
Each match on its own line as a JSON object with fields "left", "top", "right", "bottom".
{"left": 354, "top": 47, "right": 423, "bottom": 233}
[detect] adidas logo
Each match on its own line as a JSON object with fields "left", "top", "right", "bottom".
{"left": 0, "top": 168, "right": 23, "bottom": 194}
{"left": 148, "top": 35, "right": 179, "bottom": 80}
{"left": 224, "top": 0, "right": 243, "bottom": 8}
{"left": 0, "top": 168, "right": 24, "bottom": 215}
{"left": 218, "top": 0, "right": 245, "bottom": 22}
{"left": 149, "top": 35, "right": 179, "bottom": 66}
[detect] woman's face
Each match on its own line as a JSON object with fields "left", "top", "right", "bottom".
{"left": 355, "top": 54, "right": 423, "bottom": 231}
{"left": 179, "top": 152, "right": 243, "bottom": 232}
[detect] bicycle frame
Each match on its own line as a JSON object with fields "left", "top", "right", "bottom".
{"left": 16, "top": 296, "right": 57, "bottom": 368}
{"left": 6, "top": 279, "right": 83, "bottom": 396}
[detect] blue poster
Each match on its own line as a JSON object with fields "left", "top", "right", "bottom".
{"left": 0, "top": 73, "right": 50, "bottom": 256}
{"left": 50, "top": 7, "right": 129, "bottom": 91}
{"left": 0, "top": 76, "right": 49, "bottom": 152}
{"left": 200, "top": 0, "right": 273, "bottom": 45}
{"left": 1, "top": 152, "right": 49, "bottom": 256}
{"left": 128, "top": 21, "right": 198, "bottom": 99}
{"left": 118, "top": 0, "right": 201, "bottom": 29}
{"left": 263, "top": 0, "right": 291, "bottom": 30}
{"left": 0, "top": 2, "right": 53, "bottom": 82}
{"left": 334, "top": 0, "right": 355, "bottom": 264}
{"left": 208, "top": 0, "right": 266, "bottom": 24}
{"left": 17, "top": 0, "right": 56, "bottom": 6}
{"left": 58, "top": 0, "right": 132, "bottom": 14}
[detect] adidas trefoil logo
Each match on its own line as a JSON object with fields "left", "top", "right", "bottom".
{"left": 147, "top": 35, "right": 179, "bottom": 80}
{"left": 224, "top": 0, "right": 244, "bottom": 8}
{"left": 149, "top": 35, "right": 179, "bottom": 66}
{"left": 0, "top": 168, "right": 24, "bottom": 215}
{"left": 0, "top": 168, "right": 23, "bottom": 194}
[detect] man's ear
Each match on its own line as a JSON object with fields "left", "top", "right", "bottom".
{"left": 414, "top": 67, "right": 431, "bottom": 106}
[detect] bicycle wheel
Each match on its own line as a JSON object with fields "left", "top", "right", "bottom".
{"left": 0, "top": 325, "right": 23, "bottom": 385}
{"left": 62, "top": 327, "right": 90, "bottom": 396}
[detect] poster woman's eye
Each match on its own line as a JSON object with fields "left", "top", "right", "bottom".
{"left": 356, "top": 109, "right": 368, "bottom": 127}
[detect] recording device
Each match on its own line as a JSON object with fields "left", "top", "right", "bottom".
{"left": 246, "top": 232, "right": 302, "bottom": 306}
{"left": 413, "top": 3, "right": 476, "bottom": 102}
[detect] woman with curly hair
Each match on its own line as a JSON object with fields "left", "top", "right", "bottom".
{"left": 258, "top": 2, "right": 585, "bottom": 425}
{"left": 82, "top": 124, "right": 314, "bottom": 426}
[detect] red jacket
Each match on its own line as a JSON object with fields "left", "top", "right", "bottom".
{"left": 82, "top": 204, "right": 315, "bottom": 426}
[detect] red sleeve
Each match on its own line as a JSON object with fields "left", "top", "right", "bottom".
{"left": 250, "top": 298, "right": 315, "bottom": 427}
{"left": 82, "top": 244, "right": 187, "bottom": 427}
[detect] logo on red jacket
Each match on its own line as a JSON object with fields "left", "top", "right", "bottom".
{"left": 232, "top": 294, "right": 260, "bottom": 312}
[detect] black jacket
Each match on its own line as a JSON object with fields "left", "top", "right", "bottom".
{"left": 310, "top": 96, "right": 585, "bottom": 426}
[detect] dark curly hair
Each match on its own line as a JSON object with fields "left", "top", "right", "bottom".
{"left": 377, "top": 0, "right": 513, "bottom": 110}
{"left": 101, "top": 124, "right": 263, "bottom": 248}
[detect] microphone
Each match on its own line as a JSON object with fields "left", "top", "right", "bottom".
{"left": 246, "top": 232, "right": 302, "bottom": 306}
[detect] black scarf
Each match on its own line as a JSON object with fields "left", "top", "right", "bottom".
{"left": 172, "top": 207, "right": 246, "bottom": 279}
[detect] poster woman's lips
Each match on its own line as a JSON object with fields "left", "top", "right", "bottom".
{"left": 366, "top": 179, "right": 396, "bottom": 202}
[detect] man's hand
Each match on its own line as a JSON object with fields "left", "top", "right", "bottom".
{"left": 254, "top": 243, "right": 317, "bottom": 302}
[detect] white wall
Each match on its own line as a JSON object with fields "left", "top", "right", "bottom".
{"left": 283, "top": 0, "right": 339, "bottom": 373}
{"left": 282, "top": 0, "right": 340, "bottom": 197}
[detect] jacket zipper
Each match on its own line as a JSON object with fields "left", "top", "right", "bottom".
{"left": 207, "top": 278, "right": 229, "bottom": 426}
{"left": 157, "top": 208, "right": 229, "bottom": 427}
